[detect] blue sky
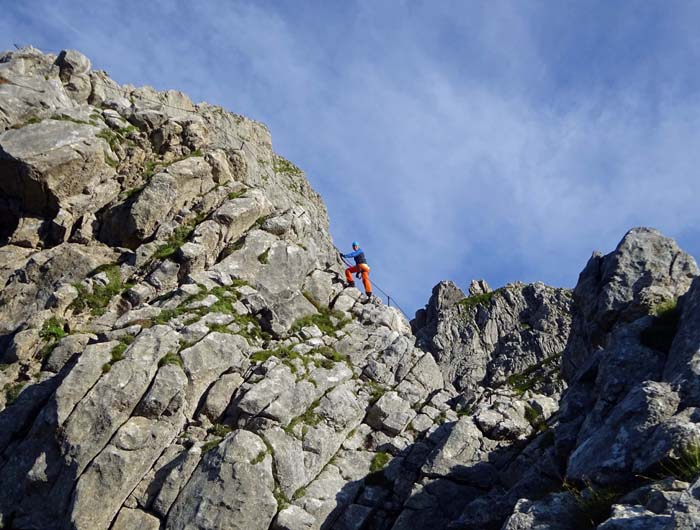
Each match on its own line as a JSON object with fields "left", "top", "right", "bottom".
{"left": 3, "top": 1, "right": 700, "bottom": 314}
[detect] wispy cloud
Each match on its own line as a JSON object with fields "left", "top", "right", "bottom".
{"left": 2, "top": 0, "right": 699, "bottom": 312}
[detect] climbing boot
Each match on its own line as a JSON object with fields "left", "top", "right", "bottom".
{"left": 346, "top": 281, "right": 355, "bottom": 288}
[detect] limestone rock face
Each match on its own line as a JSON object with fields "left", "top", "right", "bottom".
{"left": 2, "top": 45, "right": 700, "bottom": 530}
{"left": 413, "top": 279, "right": 573, "bottom": 395}
{"left": 563, "top": 227, "right": 698, "bottom": 381}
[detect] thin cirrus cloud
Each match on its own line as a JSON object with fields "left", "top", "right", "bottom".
{"left": 2, "top": 0, "right": 699, "bottom": 313}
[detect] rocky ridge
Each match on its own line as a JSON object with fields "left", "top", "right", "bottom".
{"left": 1, "top": 47, "right": 700, "bottom": 530}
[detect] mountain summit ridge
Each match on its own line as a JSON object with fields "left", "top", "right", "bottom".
{"left": 1, "top": 47, "right": 700, "bottom": 530}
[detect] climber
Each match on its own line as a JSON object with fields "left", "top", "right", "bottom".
{"left": 341, "top": 241, "right": 373, "bottom": 298}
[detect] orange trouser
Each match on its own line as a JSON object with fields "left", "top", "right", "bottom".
{"left": 345, "top": 264, "right": 372, "bottom": 294}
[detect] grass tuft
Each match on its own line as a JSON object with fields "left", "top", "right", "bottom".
{"left": 459, "top": 289, "right": 502, "bottom": 312}
{"left": 506, "top": 353, "right": 562, "bottom": 395}
{"left": 39, "top": 317, "right": 67, "bottom": 344}
{"left": 3, "top": 382, "right": 26, "bottom": 405}
{"left": 564, "top": 481, "right": 624, "bottom": 528}
{"left": 659, "top": 443, "right": 700, "bottom": 482}
{"left": 69, "top": 264, "right": 124, "bottom": 316}
{"left": 370, "top": 451, "right": 391, "bottom": 473}
{"left": 201, "top": 438, "right": 223, "bottom": 454}
{"left": 291, "top": 307, "right": 350, "bottom": 336}
{"left": 250, "top": 449, "right": 267, "bottom": 465}
{"left": 158, "top": 352, "right": 184, "bottom": 369}
{"left": 641, "top": 298, "right": 680, "bottom": 353}
{"left": 284, "top": 399, "right": 323, "bottom": 437}
{"left": 227, "top": 190, "right": 246, "bottom": 200}
{"left": 209, "top": 423, "right": 232, "bottom": 438}
{"left": 152, "top": 213, "right": 207, "bottom": 261}
{"left": 273, "top": 155, "right": 302, "bottom": 176}
{"left": 524, "top": 404, "right": 548, "bottom": 433}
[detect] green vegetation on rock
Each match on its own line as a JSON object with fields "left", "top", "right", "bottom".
{"left": 273, "top": 155, "right": 302, "bottom": 177}
{"left": 506, "top": 352, "right": 562, "bottom": 396}
{"left": 69, "top": 264, "right": 127, "bottom": 316}
{"left": 459, "top": 288, "right": 502, "bottom": 312}
{"left": 39, "top": 317, "right": 68, "bottom": 357}
{"left": 3, "top": 382, "right": 26, "bottom": 405}
{"left": 158, "top": 352, "right": 184, "bottom": 369}
{"left": 291, "top": 307, "right": 350, "bottom": 336}
{"left": 660, "top": 443, "right": 700, "bottom": 482}
{"left": 641, "top": 298, "right": 680, "bottom": 353}
{"left": 153, "top": 212, "right": 207, "bottom": 261}
{"left": 370, "top": 451, "right": 391, "bottom": 473}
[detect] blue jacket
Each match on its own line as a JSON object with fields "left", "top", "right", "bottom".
{"left": 343, "top": 248, "right": 367, "bottom": 265}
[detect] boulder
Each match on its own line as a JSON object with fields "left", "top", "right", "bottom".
{"left": 166, "top": 430, "right": 277, "bottom": 530}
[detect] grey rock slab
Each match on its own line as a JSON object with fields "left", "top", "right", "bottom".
{"left": 112, "top": 508, "right": 161, "bottom": 530}
{"left": 262, "top": 426, "right": 308, "bottom": 499}
{"left": 136, "top": 363, "right": 188, "bottom": 418}
{"left": 473, "top": 397, "right": 532, "bottom": 441}
{"left": 302, "top": 269, "right": 341, "bottom": 308}
{"left": 366, "top": 391, "right": 416, "bottom": 436}
{"left": 59, "top": 326, "right": 180, "bottom": 474}
{"left": 114, "top": 305, "right": 162, "bottom": 328}
{"left": 501, "top": 493, "right": 584, "bottom": 530}
{"left": 273, "top": 505, "right": 316, "bottom": 530}
{"left": 236, "top": 363, "right": 296, "bottom": 416}
{"left": 0, "top": 47, "right": 75, "bottom": 130}
{"left": 0, "top": 243, "right": 118, "bottom": 337}
{"left": 166, "top": 430, "right": 277, "bottom": 530}
{"left": 332, "top": 293, "right": 358, "bottom": 313}
{"left": 632, "top": 408, "right": 700, "bottom": 475}
{"left": 403, "top": 351, "right": 444, "bottom": 395}
{"left": 151, "top": 445, "right": 203, "bottom": 518}
{"left": 44, "top": 333, "right": 91, "bottom": 373}
{"left": 597, "top": 505, "right": 672, "bottom": 530}
{"left": 414, "top": 280, "right": 572, "bottom": 393}
{"left": 421, "top": 416, "right": 500, "bottom": 488}
{"left": 333, "top": 504, "right": 373, "bottom": 530}
{"left": 293, "top": 464, "right": 362, "bottom": 529}
{"left": 665, "top": 277, "right": 700, "bottom": 406}
{"left": 127, "top": 443, "right": 183, "bottom": 511}
{"left": 391, "top": 478, "right": 481, "bottom": 530}
{"left": 69, "top": 413, "right": 185, "bottom": 530}
{"left": 300, "top": 384, "right": 365, "bottom": 480}
{"left": 0, "top": 119, "right": 118, "bottom": 217}
{"left": 567, "top": 381, "right": 680, "bottom": 483}
{"left": 263, "top": 379, "right": 320, "bottom": 426}
{"left": 180, "top": 332, "right": 249, "bottom": 418}
{"left": 201, "top": 372, "right": 244, "bottom": 421}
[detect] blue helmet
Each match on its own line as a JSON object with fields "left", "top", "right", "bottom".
{"left": 352, "top": 241, "right": 359, "bottom": 247}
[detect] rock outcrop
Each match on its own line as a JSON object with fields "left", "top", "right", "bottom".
{"left": 412, "top": 279, "right": 572, "bottom": 397}
{"left": 1, "top": 46, "right": 700, "bottom": 530}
